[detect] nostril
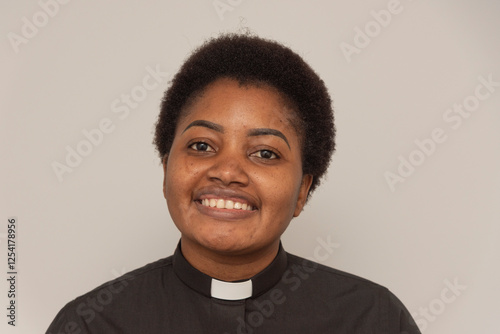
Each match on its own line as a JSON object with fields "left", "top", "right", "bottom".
{"left": 206, "top": 162, "right": 250, "bottom": 186}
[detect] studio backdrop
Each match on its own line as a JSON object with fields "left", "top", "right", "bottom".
{"left": 1, "top": 1, "right": 499, "bottom": 333}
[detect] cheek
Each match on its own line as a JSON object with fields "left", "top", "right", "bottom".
{"left": 167, "top": 157, "right": 201, "bottom": 183}
{"left": 257, "top": 168, "right": 302, "bottom": 209}
{"left": 165, "top": 161, "right": 187, "bottom": 200}
{"left": 165, "top": 157, "right": 208, "bottom": 207}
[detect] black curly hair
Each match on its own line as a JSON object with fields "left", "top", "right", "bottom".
{"left": 154, "top": 33, "right": 335, "bottom": 197}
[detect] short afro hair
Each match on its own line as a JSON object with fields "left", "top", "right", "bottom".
{"left": 154, "top": 33, "right": 335, "bottom": 196}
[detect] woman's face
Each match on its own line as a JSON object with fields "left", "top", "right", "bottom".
{"left": 163, "top": 78, "right": 312, "bottom": 257}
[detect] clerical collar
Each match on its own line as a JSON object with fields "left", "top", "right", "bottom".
{"left": 172, "top": 241, "right": 288, "bottom": 301}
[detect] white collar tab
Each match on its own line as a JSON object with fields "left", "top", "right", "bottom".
{"left": 210, "top": 278, "right": 253, "bottom": 301}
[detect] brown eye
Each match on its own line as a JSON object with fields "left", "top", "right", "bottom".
{"left": 251, "top": 150, "right": 278, "bottom": 160}
{"left": 189, "top": 142, "right": 214, "bottom": 152}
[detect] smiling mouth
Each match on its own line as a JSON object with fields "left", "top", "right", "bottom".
{"left": 198, "top": 198, "right": 255, "bottom": 211}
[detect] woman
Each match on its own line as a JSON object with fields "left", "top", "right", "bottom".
{"left": 47, "top": 34, "right": 420, "bottom": 333}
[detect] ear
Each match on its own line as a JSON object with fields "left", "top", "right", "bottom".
{"left": 162, "top": 154, "right": 169, "bottom": 199}
{"left": 293, "top": 174, "right": 313, "bottom": 217}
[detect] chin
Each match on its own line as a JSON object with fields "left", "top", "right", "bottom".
{"left": 197, "top": 232, "right": 256, "bottom": 255}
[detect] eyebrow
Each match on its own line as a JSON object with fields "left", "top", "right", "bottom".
{"left": 182, "top": 120, "right": 224, "bottom": 134}
{"left": 248, "top": 128, "right": 290, "bottom": 149}
{"left": 182, "top": 120, "right": 290, "bottom": 150}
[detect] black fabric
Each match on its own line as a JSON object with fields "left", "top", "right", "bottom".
{"left": 46, "top": 243, "right": 421, "bottom": 333}
{"left": 173, "top": 242, "right": 288, "bottom": 300}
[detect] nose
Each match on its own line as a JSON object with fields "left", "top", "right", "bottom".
{"left": 206, "top": 150, "right": 250, "bottom": 187}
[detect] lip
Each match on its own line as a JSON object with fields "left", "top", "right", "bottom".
{"left": 193, "top": 187, "right": 259, "bottom": 221}
{"left": 194, "top": 187, "right": 259, "bottom": 209}
{"left": 195, "top": 201, "right": 257, "bottom": 221}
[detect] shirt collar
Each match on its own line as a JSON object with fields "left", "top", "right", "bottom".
{"left": 172, "top": 241, "right": 288, "bottom": 301}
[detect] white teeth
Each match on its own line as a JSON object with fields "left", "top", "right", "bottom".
{"left": 201, "top": 199, "right": 253, "bottom": 211}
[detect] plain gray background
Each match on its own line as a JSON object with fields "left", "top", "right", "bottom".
{"left": 2, "top": 1, "right": 499, "bottom": 333}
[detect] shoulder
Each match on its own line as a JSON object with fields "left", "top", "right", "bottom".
{"left": 80, "top": 255, "right": 174, "bottom": 295}
{"left": 284, "top": 252, "right": 421, "bottom": 333}
{"left": 46, "top": 256, "right": 174, "bottom": 333}
{"left": 286, "top": 252, "right": 385, "bottom": 290}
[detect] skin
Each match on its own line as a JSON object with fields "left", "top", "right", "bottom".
{"left": 163, "top": 78, "right": 312, "bottom": 281}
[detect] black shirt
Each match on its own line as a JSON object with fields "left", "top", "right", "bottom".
{"left": 46, "top": 243, "right": 421, "bottom": 333}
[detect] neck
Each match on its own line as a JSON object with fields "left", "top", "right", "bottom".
{"left": 180, "top": 238, "right": 280, "bottom": 281}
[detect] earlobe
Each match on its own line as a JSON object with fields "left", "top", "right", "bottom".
{"left": 293, "top": 174, "right": 313, "bottom": 217}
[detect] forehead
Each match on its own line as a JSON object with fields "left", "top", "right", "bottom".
{"left": 178, "top": 78, "right": 303, "bottom": 136}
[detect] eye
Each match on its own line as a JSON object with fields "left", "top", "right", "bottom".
{"left": 189, "top": 142, "right": 215, "bottom": 152}
{"left": 251, "top": 149, "right": 279, "bottom": 160}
